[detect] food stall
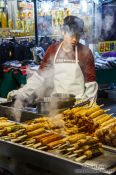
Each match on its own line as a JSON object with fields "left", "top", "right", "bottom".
{"left": 0, "top": 1, "right": 116, "bottom": 174}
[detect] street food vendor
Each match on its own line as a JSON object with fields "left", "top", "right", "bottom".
{"left": 7, "top": 15, "right": 98, "bottom": 105}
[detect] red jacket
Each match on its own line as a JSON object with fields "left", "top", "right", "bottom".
{"left": 39, "top": 42, "right": 96, "bottom": 83}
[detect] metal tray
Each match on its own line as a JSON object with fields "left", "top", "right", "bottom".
{"left": 0, "top": 101, "right": 42, "bottom": 122}
{"left": 0, "top": 139, "right": 115, "bottom": 175}
{"left": 103, "top": 145, "right": 116, "bottom": 153}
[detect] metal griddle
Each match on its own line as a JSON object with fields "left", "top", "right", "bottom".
{"left": 0, "top": 139, "right": 116, "bottom": 175}
{"left": 0, "top": 101, "right": 116, "bottom": 175}
{"left": 103, "top": 145, "right": 116, "bottom": 153}
{"left": 0, "top": 101, "right": 42, "bottom": 122}
{"left": 0, "top": 98, "right": 90, "bottom": 122}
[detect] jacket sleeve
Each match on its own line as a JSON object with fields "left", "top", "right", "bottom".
{"left": 81, "top": 49, "right": 98, "bottom": 101}
{"left": 84, "top": 49, "right": 96, "bottom": 83}
{"left": 14, "top": 71, "right": 45, "bottom": 104}
{"left": 13, "top": 44, "right": 57, "bottom": 103}
{"left": 39, "top": 44, "right": 55, "bottom": 70}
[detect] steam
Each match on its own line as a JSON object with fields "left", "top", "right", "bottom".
{"left": 102, "top": 14, "right": 114, "bottom": 39}
{"left": 103, "top": 15, "right": 114, "bottom": 32}
{"left": 94, "top": 12, "right": 102, "bottom": 41}
{"left": 94, "top": 6, "right": 115, "bottom": 42}
{"left": 12, "top": 97, "right": 25, "bottom": 122}
{"left": 12, "top": 64, "right": 55, "bottom": 122}
{"left": 49, "top": 113, "right": 65, "bottom": 129}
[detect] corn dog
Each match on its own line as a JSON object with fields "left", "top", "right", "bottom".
{"left": 89, "top": 110, "right": 104, "bottom": 119}
{"left": 27, "top": 128, "right": 45, "bottom": 137}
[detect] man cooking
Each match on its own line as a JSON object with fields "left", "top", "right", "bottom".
{"left": 8, "top": 15, "right": 98, "bottom": 105}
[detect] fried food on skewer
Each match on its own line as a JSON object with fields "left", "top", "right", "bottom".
{"left": 75, "top": 147, "right": 103, "bottom": 162}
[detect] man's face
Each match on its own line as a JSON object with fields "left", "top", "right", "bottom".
{"left": 63, "top": 32, "right": 80, "bottom": 46}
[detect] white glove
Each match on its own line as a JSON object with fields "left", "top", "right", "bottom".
{"left": 12, "top": 71, "right": 45, "bottom": 105}
{"left": 77, "top": 81, "right": 98, "bottom": 107}
{"left": 7, "top": 90, "right": 17, "bottom": 101}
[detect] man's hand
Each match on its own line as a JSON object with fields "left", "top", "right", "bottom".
{"left": 7, "top": 90, "right": 16, "bottom": 101}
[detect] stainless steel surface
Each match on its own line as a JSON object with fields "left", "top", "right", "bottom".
{"left": 0, "top": 98, "right": 7, "bottom": 103}
{"left": 0, "top": 101, "right": 116, "bottom": 174}
{"left": 103, "top": 145, "right": 116, "bottom": 153}
{"left": 84, "top": 151, "right": 116, "bottom": 173}
{"left": 36, "top": 95, "right": 76, "bottom": 114}
{"left": 37, "top": 97, "right": 51, "bottom": 114}
{"left": 0, "top": 140, "right": 115, "bottom": 175}
{"left": 0, "top": 103, "right": 42, "bottom": 122}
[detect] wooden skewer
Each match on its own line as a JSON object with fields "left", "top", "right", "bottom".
{"left": 1, "top": 136, "right": 10, "bottom": 141}
{"left": 37, "top": 146, "right": 48, "bottom": 150}
{"left": 63, "top": 152, "right": 72, "bottom": 156}
{"left": 75, "top": 155, "right": 86, "bottom": 162}
{"left": 33, "top": 143, "right": 42, "bottom": 148}
{"left": 73, "top": 149, "right": 83, "bottom": 154}
{"left": 52, "top": 144, "right": 62, "bottom": 149}
{"left": 11, "top": 135, "right": 27, "bottom": 142}
{"left": 59, "top": 148, "right": 66, "bottom": 152}
{"left": 109, "top": 113, "right": 114, "bottom": 116}
{"left": 20, "top": 140, "right": 27, "bottom": 145}
{"left": 68, "top": 153, "right": 77, "bottom": 158}
{"left": 25, "top": 139, "right": 35, "bottom": 145}
{"left": 58, "top": 143, "right": 67, "bottom": 149}
{"left": 26, "top": 143, "right": 34, "bottom": 147}
{"left": 104, "top": 109, "right": 111, "bottom": 112}
{"left": 67, "top": 147, "right": 75, "bottom": 151}
{"left": 99, "top": 104, "right": 104, "bottom": 107}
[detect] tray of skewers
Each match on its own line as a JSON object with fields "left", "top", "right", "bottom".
{"left": 0, "top": 102, "right": 116, "bottom": 159}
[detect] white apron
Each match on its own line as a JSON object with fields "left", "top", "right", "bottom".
{"left": 52, "top": 42, "right": 85, "bottom": 98}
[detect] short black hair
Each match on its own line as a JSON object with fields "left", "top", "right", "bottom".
{"left": 63, "top": 15, "right": 84, "bottom": 36}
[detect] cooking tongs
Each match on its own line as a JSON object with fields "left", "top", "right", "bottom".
{"left": 70, "top": 97, "right": 94, "bottom": 109}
